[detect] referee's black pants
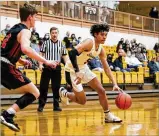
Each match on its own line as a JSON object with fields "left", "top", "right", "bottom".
{"left": 38, "top": 67, "right": 61, "bottom": 109}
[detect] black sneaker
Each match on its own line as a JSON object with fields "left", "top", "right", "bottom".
{"left": 37, "top": 107, "right": 43, "bottom": 112}
{"left": 0, "top": 110, "right": 20, "bottom": 132}
{"left": 53, "top": 107, "right": 62, "bottom": 111}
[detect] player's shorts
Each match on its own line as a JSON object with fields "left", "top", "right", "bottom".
{"left": 1, "top": 59, "right": 31, "bottom": 90}
{"left": 69, "top": 64, "right": 96, "bottom": 92}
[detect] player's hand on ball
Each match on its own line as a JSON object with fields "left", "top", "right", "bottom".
{"left": 74, "top": 77, "right": 81, "bottom": 85}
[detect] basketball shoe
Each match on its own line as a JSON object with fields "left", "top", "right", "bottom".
{"left": 105, "top": 110, "right": 122, "bottom": 123}
{"left": 0, "top": 110, "right": 20, "bottom": 132}
{"left": 59, "top": 87, "right": 69, "bottom": 105}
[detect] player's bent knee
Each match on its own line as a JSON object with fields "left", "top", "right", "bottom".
{"left": 31, "top": 88, "right": 40, "bottom": 99}
{"left": 98, "top": 88, "right": 106, "bottom": 96}
{"left": 34, "top": 91, "right": 40, "bottom": 99}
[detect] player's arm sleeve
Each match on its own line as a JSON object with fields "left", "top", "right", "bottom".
{"left": 68, "top": 48, "right": 80, "bottom": 72}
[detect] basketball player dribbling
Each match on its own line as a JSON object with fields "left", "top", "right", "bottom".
{"left": 59, "top": 23, "right": 122, "bottom": 123}
{"left": 0, "top": 3, "right": 59, "bottom": 132}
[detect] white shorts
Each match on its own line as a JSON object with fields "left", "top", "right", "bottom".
{"left": 69, "top": 65, "right": 96, "bottom": 92}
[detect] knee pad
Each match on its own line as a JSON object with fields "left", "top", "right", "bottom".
{"left": 15, "top": 93, "right": 36, "bottom": 109}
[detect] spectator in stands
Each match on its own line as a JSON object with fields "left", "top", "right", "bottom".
{"left": 26, "top": 35, "right": 40, "bottom": 70}
{"left": 38, "top": 37, "right": 43, "bottom": 49}
{"left": 125, "top": 55, "right": 143, "bottom": 70}
{"left": 74, "top": 1, "right": 81, "bottom": 18}
{"left": 114, "top": 49, "right": 131, "bottom": 72}
{"left": 123, "top": 39, "right": 129, "bottom": 51}
{"left": 49, "top": 1, "right": 57, "bottom": 15}
{"left": 43, "top": 33, "right": 50, "bottom": 41}
{"left": 148, "top": 57, "right": 159, "bottom": 74}
{"left": 77, "top": 37, "right": 82, "bottom": 44}
{"left": 116, "top": 38, "right": 124, "bottom": 53}
{"left": 149, "top": 7, "right": 159, "bottom": 19}
{"left": 131, "top": 40, "right": 138, "bottom": 56}
{"left": 132, "top": 38, "right": 138, "bottom": 47}
{"left": 31, "top": 27, "right": 40, "bottom": 40}
{"left": 87, "top": 57, "right": 103, "bottom": 73}
{"left": 101, "top": 7, "right": 110, "bottom": 23}
{"left": 135, "top": 46, "right": 147, "bottom": 62}
{"left": 54, "top": 1, "right": 62, "bottom": 16}
{"left": 1, "top": 24, "right": 10, "bottom": 36}
{"left": 70, "top": 33, "right": 78, "bottom": 47}
{"left": 125, "top": 43, "right": 132, "bottom": 57}
{"left": 114, "top": 1, "right": 120, "bottom": 11}
{"left": 63, "top": 31, "right": 72, "bottom": 49}
{"left": 117, "top": 38, "right": 124, "bottom": 45}
{"left": 67, "top": 1, "right": 74, "bottom": 18}
{"left": 154, "top": 43, "right": 159, "bottom": 53}
{"left": 107, "top": 54, "right": 114, "bottom": 70}
{"left": 116, "top": 43, "right": 123, "bottom": 53}
{"left": 31, "top": 35, "right": 40, "bottom": 53}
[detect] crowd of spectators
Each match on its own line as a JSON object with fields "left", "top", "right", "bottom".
{"left": 0, "top": 24, "right": 159, "bottom": 80}
{"left": 108, "top": 37, "right": 159, "bottom": 78}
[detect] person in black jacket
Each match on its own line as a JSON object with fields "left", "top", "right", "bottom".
{"left": 149, "top": 7, "right": 158, "bottom": 18}
{"left": 107, "top": 54, "right": 114, "bottom": 71}
{"left": 63, "top": 31, "right": 73, "bottom": 49}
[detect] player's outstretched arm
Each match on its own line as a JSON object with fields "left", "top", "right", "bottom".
{"left": 18, "top": 29, "right": 58, "bottom": 69}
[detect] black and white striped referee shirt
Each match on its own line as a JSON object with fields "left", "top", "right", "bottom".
{"left": 40, "top": 39, "right": 67, "bottom": 61}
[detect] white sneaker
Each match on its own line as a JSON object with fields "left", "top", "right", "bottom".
{"left": 105, "top": 112, "right": 122, "bottom": 123}
{"left": 59, "top": 87, "right": 68, "bottom": 105}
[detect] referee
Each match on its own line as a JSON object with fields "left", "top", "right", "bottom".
{"left": 37, "top": 27, "right": 67, "bottom": 112}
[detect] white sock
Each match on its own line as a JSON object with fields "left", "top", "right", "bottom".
{"left": 7, "top": 107, "right": 16, "bottom": 115}
{"left": 104, "top": 109, "right": 110, "bottom": 114}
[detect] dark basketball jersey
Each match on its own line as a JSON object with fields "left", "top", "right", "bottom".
{"left": 1, "top": 23, "right": 28, "bottom": 64}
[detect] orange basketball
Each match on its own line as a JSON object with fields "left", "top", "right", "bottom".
{"left": 115, "top": 92, "right": 132, "bottom": 110}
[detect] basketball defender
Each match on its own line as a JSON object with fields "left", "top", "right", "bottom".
{"left": 59, "top": 23, "right": 122, "bottom": 123}
{"left": 0, "top": 3, "right": 59, "bottom": 132}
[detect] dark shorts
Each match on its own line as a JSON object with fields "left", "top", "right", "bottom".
{"left": 1, "top": 61, "right": 31, "bottom": 90}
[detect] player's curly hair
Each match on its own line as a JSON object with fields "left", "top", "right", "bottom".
{"left": 19, "top": 3, "right": 38, "bottom": 21}
{"left": 90, "top": 23, "right": 110, "bottom": 37}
